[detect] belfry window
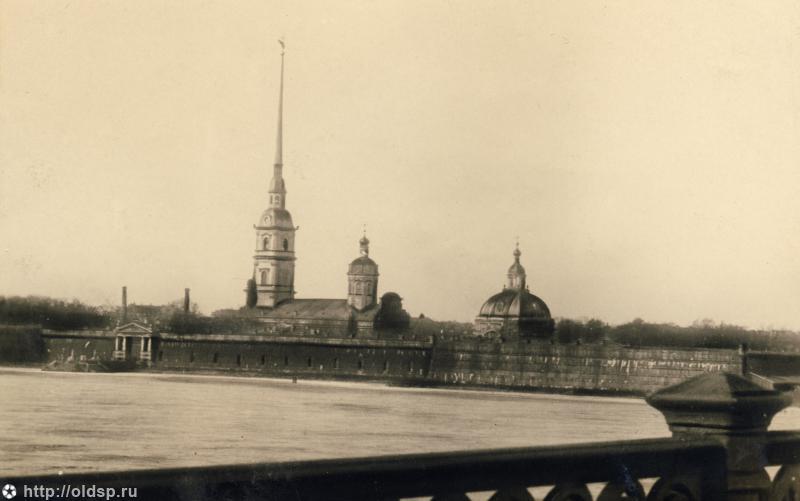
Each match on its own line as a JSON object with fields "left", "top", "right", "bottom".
{"left": 262, "top": 237, "right": 270, "bottom": 250}
{"left": 283, "top": 238, "right": 289, "bottom": 251}
{"left": 261, "top": 270, "right": 269, "bottom": 285}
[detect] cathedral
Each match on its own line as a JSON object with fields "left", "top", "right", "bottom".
{"left": 473, "top": 243, "right": 555, "bottom": 339}
{"left": 245, "top": 45, "right": 410, "bottom": 338}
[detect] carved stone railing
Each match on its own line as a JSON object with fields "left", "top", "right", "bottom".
{"left": 6, "top": 373, "right": 800, "bottom": 500}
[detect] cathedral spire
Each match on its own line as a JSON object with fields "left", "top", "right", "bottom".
{"left": 275, "top": 39, "right": 284, "bottom": 168}
{"left": 269, "top": 40, "right": 287, "bottom": 209}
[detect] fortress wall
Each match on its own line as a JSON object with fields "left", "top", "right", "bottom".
{"left": 156, "top": 337, "right": 431, "bottom": 380}
{"left": 429, "top": 340, "right": 742, "bottom": 395}
{"left": 745, "top": 352, "right": 800, "bottom": 378}
{"left": 33, "top": 330, "right": 746, "bottom": 394}
{"left": 42, "top": 331, "right": 115, "bottom": 362}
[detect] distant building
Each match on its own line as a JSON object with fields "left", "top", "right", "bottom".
{"left": 246, "top": 44, "right": 409, "bottom": 338}
{"left": 474, "top": 243, "right": 554, "bottom": 339}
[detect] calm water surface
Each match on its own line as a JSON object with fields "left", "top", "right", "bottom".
{"left": 2, "top": 367, "right": 799, "bottom": 476}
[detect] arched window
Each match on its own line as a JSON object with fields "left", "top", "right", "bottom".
{"left": 260, "top": 270, "right": 269, "bottom": 285}
{"left": 262, "top": 236, "right": 270, "bottom": 250}
{"left": 283, "top": 238, "right": 289, "bottom": 251}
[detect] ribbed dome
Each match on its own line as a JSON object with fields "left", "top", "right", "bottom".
{"left": 478, "top": 288, "right": 551, "bottom": 319}
{"left": 349, "top": 255, "right": 378, "bottom": 275}
{"left": 257, "top": 208, "right": 294, "bottom": 229}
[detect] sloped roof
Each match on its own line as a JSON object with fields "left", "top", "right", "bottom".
{"left": 263, "top": 299, "right": 349, "bottom": 320}
{"left": 113, "top": 322, "right": 153, "bottom": 335}
{"left": 259, "top": 299, "right": 379, "bottom": 322}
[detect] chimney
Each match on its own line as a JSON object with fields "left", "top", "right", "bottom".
{"left": 121, "top": 286, "right": 128, "bottom": 323}
{"left": 184, "top": 288, "right": 190, "bottom": 314}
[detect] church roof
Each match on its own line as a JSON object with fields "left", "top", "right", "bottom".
{"left": 349, "top": 256, "right": 378, "bottom": 275}
{"left": 257, "top": 207, "right": 294, "bottom": 229}
{"left": 260, "top": 299, "right": 379, "bottom": 321}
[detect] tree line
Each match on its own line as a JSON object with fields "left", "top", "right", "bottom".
{"left": 2, "top": 295, "right": 800, "bottom": 351}
{"left": 554, "top": 317, "right": 800, "bottom": 352}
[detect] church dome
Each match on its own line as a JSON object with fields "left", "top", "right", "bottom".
{"left": 257, "top": 207, "right": 294, "bottom": 229}
{"left": 349, "top": 255, "right": 378, "bottom": 276}
{"left": 478, "top": 288, "right": 551, "bottom": 319}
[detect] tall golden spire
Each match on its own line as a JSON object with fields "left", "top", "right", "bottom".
{"left": 269, "top": 40, "right": 286, "bottom": 208}
{"left": 275, "top": 39, "right": 284, "bottom": 168}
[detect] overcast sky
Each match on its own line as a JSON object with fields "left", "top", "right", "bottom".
{"left": 2, "top": 1, "right": 800, "bottom": 329}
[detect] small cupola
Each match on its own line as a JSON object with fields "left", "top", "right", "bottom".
{"left": 506, "top": 242, "right": 527, "bottom": 290}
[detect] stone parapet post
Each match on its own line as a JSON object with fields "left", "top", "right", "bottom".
{"left": 647, "top": 372, "right": 792, "bottom": 500}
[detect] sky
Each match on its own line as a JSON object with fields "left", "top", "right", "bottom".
{"left": 2, "top": 1, "right": 800, "bottom": 329}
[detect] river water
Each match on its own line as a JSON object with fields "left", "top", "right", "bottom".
{"left": 2, "top": 367, "right": 799, "bottom": 477}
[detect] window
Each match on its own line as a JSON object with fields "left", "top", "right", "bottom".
{"left": 307, "top": 357, "right": 312, "bottom": 368}
{"left": 260, "top": 270, "right": 269, "bottom": 285}
{"left": 213, "top": 353, "right": 219, "bottom": 364}
{"left": 260, "top": 354, "right": 266, "bottom": 366}
{"left": 382, "top": 360, "right": 389, "bottom": 373}
{"left": 334, "top": 358, "right": 339, "bottom": 369}
{"left": 357, "top": 359, "right": 363, "bottom": 370}
{"left": 284, "top": 355, "right": 289, "bottom": 366}
{"left": 283, "top": 238, "right": 289, "bottom": 251}
{"left": 189, "top": 352, "right": 195, "bottom": 363}
{"left": 262, "top": 237, "right": 270, "bottom": 250}
{"left": 408, "top": 361, "right": 414, "bottom": 373}
{"left": 236, "top": 354, "right": 242, "bottom": 366}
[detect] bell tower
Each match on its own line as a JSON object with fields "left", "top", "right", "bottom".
{"left": 347, "top": 232, "right": 379, "bottom": 311}
{"left": 249, "top": 40, "right": 296, "bottom": 308}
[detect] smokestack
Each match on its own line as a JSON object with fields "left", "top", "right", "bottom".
{"left": 121, "top": 286, "right": 128, "bottom": 323}
{"left": 184, "top": 288, "right": 190, "bottom": 314}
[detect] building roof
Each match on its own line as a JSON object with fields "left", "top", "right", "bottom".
{"left": 349, "top": 256, "right": 379, "bottom": 275}
{"left": 257, "top": 207, "right": 294, "bottom": 229}
{"left": 259, "top": 298, "right": 379, "bottom": 321}
{"left": 477, "top": 288, "right": 551, "bottom": 319}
